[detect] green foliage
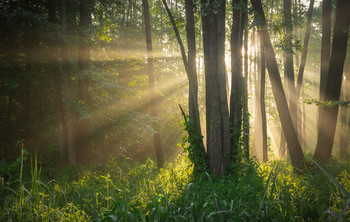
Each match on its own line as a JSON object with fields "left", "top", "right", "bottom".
{"left": 2, "top": 155, "right": 349, "bottom": 221}
{"left": 178, "top": 106, "right": 208, "bottom": 175}
{"left": 304, "top": 99, "right": 350, "bottom": 107}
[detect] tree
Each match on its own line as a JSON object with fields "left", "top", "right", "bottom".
{"left": 230, "top": 0, "right": 244, "bottom": 162}
{"left": 75, "top": 0, "right": 92, "bottom": 165}
{"left": 259, "top": 31, "right": 268, "bottom": 163}
{"left": 242, "top": 0, "right": 250, "bottom": 159}
{"left": 319, "top": 0, "right": 331, "bottom": 102}
{"left": 201, "top": 0, "right": 230, "bottom": 176}
{"left": 295, "top": 0, "right": 315, "bottom": 151}
{"left": 339, "top": 60, "right": 350, "bottom": 160}
{"left": 48, "top": 0, "right": 67, "bottom": 162}
{"left": 61, "top": 0, "right": 76, "bottom": 165}
{"left": 142, "top": 0, "right": 164, "bottom": 169}
{"left": 314, "top": 0, "right": 350, "bottom": 163}
{"left": 161, "top": 0, "right": 207, "bottom": 172}
{"left": 251, "top": 0, "right": 305, "bottom": 170}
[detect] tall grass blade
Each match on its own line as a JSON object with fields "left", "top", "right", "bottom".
{"left": 205, "top": 172, "right": 223, "bottom": 222}
{"left": 338, "top": 198, "right": 350, "bottom": 222}
{"left": 312, "top": 160, "right": 350, "bottom": 198}
{"left": 258, "top": 163, "right": 278, "bottom": 214}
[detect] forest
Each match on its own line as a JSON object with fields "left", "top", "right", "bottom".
{"left": 0, "top": 0, "right": 349, "bottom": 220}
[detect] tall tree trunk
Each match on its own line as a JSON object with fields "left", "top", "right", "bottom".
{"left": 259, "top": 33, "right": 268, "bottom": 163}
{"left": 242, "top": 0, "right": 250, "bottom": 159}
{"left": 49, "top": 0, "right": 67, "bottom": 162}
{"left": 162, "top": 0, "right": 207, "bottom": 171}
{"left": 319, "top": 0, "right": 331, "bottom": 101}
{"left": 295, "top": 0, "right": 314, "bottom": 99}
{"left": 302, "top": 86, "right": 306, "bottom": 151}
{"left": 283, "top": 0, "right": 297, "bottom": 140}
{"left": 201, "top": 0, "right": 229, "bottom": 176}
{"left": 61, "top": 0, "right": 76, "bottom": 165}
{"left": 339, "top": 85, "right": 347, "bottom": 160}
{"left": 124, "top": 0, "right": 132, "bottom": 65}
{"left": 339, "top": 63, "right": 350, "bottom": 160}
{"left": 230, "top": 0, "right": 243, "bottom": 162}
{"left": 142, "top": 0, "right": 164, "bottom": 169}
{"left": 294, "top": 0, "right": 315, "bottom": 151}
{"left": 314, "top": 0, "right": 350, "bottom": 163}
{"left": 254, "top": 28, "right": 262, "bottom": 160}
{"left": 185, "top": 0, "right": 203, "bottom": 149}
{"left": 317, "top": 0, "right": 331, "bottom": 158}
{"left": 24, "top": 33, "right": 32, "bottom": 153}
{"left": 217, "top": 0, "right": 230, "bottom": 172}
{"left": 251, "top": 0, "right": 305, "bottom": 170}
{"left": 76, "top": 0, "right": 91, "bottom": 165}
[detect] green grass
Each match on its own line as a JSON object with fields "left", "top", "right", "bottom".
{"left": 0, "top": 154, "right": 349, "bottom": 221}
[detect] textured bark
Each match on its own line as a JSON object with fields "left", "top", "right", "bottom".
{"left": 76, "top": 0, "right": 91, "bottom": 165}
{"left": 339, "top": 65, "right": 350, "bottom": 160}
{"left": 259, "top": 33, "right": 268, "bottom": 163}
{"left": 61, "top": 0, "right": 76, "bottom": 166}
{"left": 302, "top": 87, "right": 306, "bottom": 151}
{"left": 317, "top": 0, "right": 331, "bottom": 157}
{"left": 294, "top": 0, "right": 315, "bottom": 151}
{"left": 124, "top": 0, "right": 132, "bottom": 65}
{"left": 142, "top": 0, "right": 164, "bottom": 169}
{"left": 242, "top": 0, "right": 250, "bottom": 159}
{"left": 217, "top": 0, "right": 230, "bottom": 173}
{"left": 24, "top": 32, "right": 33, "bottom": 153}
{"left": 319, "top": 0, "right": 331, "bottom": 101}
{"left": 314, "top": 0, "right": 350, "bottom": 163}
{"left": 201, "top": 0, "right": 229, "bottom": 176}
{"left": 339, "top": 86, "right": 347, "bottom": 160}
{"left": 251, "top": 0, "right": 305, "bottom": 170}
{"left": 49, "top": 0, "right": 67, "bottom": 162}
{"left": 230, "top": 0, "right": 243, "bottom": 161}
{"left": 295, "top": 0, "right": 314, "bottom": 99}
{"left": 283, "top": 0, "right": 297, "bottom": 137}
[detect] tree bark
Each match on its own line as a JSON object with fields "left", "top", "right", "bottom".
{"left": 24, "top": 32, "right": 33, "bottom": 153}
{"left": 242, "top": 0, "right": 250, "bottom": 159}
{"left": 319, "top": 0, "right": 331, "bottom": 101}
{"left": 49, "top": 0, "right": 67, "bottom": 162}
{"left": 283, "top": 0, "right": 297, "bottom": 138}
{"left": 124, "top": 0, "right": 132, "bottom": 65}
{"left": 295, "top": 0, "right": 315, "bottom": 99}
{"left": 61, "top": 0, "right": 76, "bottom": 165}
{"left": 339, "top": 64, "right": 350, "bottom": 160}
{"left": 251, "top": 0, "right": 305, "bottom": 170}
{"left": 230, "top": 0, "right": 243, "bottom": 162}
{"left": 76, "top": 0, "right": 92, "bottom": 165}
{"left": 201, "top": 0, "right": 229, "bottom": 176}
{"left": 162, "top": 0, "right": 207, "bottom": 171}
{"left": 259, "top": 32, "right": 268, "bottom": 163}
{"left": 142, "top": 0, "right": 164, "bottom": 169}
{"left": 294, "top": 0, "right": 315, "bottom": 151}
{"left": 314, "top": 0, "right": 350, "bottom": 163}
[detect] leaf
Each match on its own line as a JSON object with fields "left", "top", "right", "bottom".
{"left": 313, "top": 160, "right": 350, "bottom": 198}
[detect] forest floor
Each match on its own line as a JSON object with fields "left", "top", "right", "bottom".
{"left": 0, "top": 153, "right": 349, "bottom": 221}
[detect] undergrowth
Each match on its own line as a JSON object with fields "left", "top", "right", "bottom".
{"left": 0, "top": 152, "right": 349, "bottom": 221}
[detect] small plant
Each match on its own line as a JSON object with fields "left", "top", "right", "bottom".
{"left": 179, "top": 105, "right": 208, "bottom": 175}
